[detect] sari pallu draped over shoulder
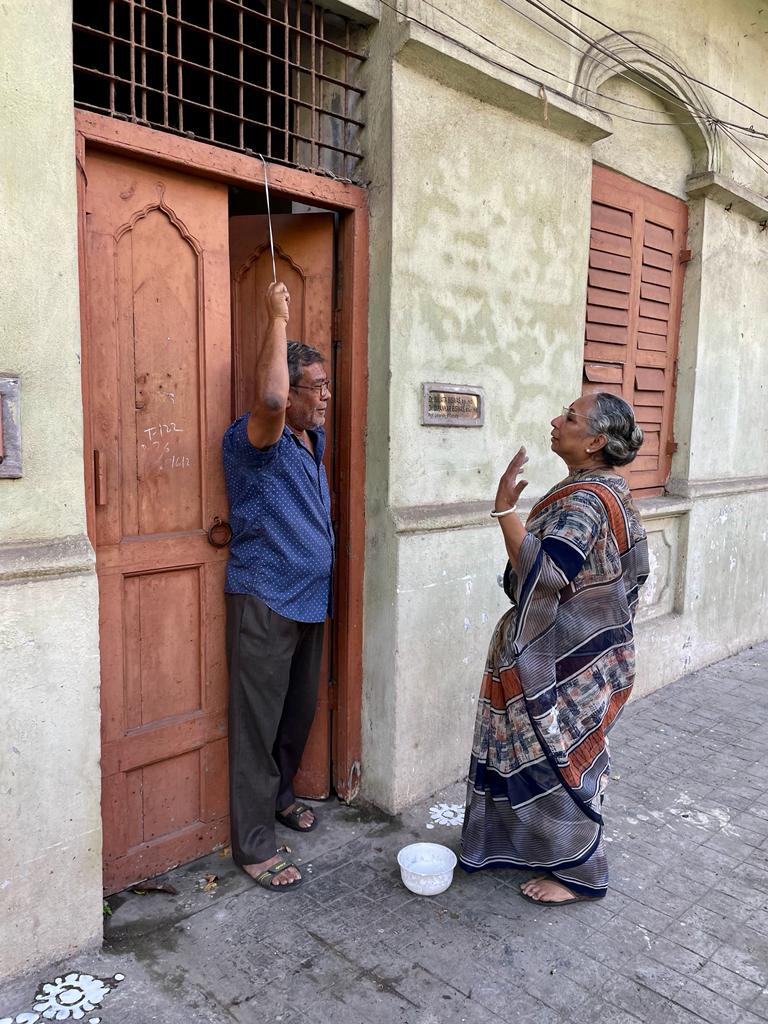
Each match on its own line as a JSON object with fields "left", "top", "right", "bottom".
{"left": 460, "top": 472, "right": 649, "bottom": 898}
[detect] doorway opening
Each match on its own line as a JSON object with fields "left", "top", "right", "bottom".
{"left": 228, "top": 185, "right": 339, "bottom": 798}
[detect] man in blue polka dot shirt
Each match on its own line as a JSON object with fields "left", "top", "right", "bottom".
{"left": 223, "top": 281, "right": 334, "bottom": 891}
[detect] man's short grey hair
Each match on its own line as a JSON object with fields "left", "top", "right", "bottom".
{"left": 587, "top": 392, "right": 644, "bottom": 467}
{"left": 287, "top": 341, "right": 324, "bottom": 387}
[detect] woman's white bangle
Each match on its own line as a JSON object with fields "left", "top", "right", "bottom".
{"left": 490, "top": 506, "right": 517, "bottom": 519}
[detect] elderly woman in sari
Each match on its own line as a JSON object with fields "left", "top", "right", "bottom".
{"left": 459, "top": 392, "right": 649, "bottom": 905}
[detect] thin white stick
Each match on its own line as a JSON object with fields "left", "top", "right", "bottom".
{"left": 259, "top": 154, "right": 277, "bottom": 284}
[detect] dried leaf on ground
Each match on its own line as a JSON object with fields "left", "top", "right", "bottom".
{"left": 130, "top": 882, "right": 179, "bottom": 896}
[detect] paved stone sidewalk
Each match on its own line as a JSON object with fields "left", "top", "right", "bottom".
{"left": 3, "top": 643, "right": 768, "bottom": 1024}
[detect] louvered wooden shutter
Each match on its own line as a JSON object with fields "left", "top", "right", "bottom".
{"left": 583, "top": 166, "right": 688, "bottom": 497}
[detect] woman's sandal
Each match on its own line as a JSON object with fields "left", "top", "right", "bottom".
{"left": 252, "top": 859, "right": 303, "bottom": 892}
{"left": 520, "top": 884, "right": 606, "bottom": 909}
{"left": 275, "top": 803, "right": 318, "bottom": 833}
{"left": 520, "top": 889, "right": 600, "bottom": 907}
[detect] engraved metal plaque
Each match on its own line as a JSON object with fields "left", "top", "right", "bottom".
{"left": 421, "top": 383, "right": 484, "bottom": 427}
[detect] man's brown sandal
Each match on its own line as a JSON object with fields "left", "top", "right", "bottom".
{"left": 275, "top": 803, "right": 318, "bottom": 833}
{"left": 252, "top": 859, "right": 303, "bottom": 891}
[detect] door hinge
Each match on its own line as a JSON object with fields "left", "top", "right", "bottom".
{"left": 673, "top": 359, "right": 679, "bottom": 387}
{"left": 328, "top": 678, "right": 338, "bottom": 712}
{"left": 666, "top": 439, "right": 679, "bottom": 456}
{"left": 678, "top": 249, "right": 693, "bottom": 264}
{"left": 332, "top": 308, "right": 342, "bottom": 344}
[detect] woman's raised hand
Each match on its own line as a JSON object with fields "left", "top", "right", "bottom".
{"left": 495, "top": 446, "right": 529, "bottom": 512}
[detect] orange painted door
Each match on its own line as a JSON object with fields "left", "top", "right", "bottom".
{"left": 83, "top": 151, "right": 232, "bottom": 894}
{"left": 229, "top": 214, "right": 335, "bottom": 799}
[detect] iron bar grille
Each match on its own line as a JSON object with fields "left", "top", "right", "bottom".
{"left": 73, "top": 0, "right": 367, "bottom": 179}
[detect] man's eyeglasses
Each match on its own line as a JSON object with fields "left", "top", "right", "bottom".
{"left": 292, "top": 379, "right": 331, "bottom": 396}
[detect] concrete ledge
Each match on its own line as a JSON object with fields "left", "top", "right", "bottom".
{"left": 392, "top": 500, "right": 495, "bottom": 534}
{"left": 686, "top": 171, "right": 768, "bottom": 223}
{"left": 0, "top": 534, "right": 95, "bottom": 584}
{"left": 393, "top": 490, "right": 693, "bottom": 535}
{"left": 393, "top": 20, "right": 612, "bottom": 144}
{"left": 391, "top": 478, "right": 764, "bottom": 536}
{"left": 321, "top": 0, "right": 379, "bottom": 23}
{"left": 666, "top": 474, "right": 768, "bottom": 500}
{"left": 635, "top": 494, "right": 691, "bottom": 520}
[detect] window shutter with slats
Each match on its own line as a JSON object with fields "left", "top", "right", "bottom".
{"left": 582, "top": 166, "right": 688, "bottom": 497}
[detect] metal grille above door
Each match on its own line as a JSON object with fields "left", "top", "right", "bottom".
{"left": 73, "top": 0, "right": 367, "bottom": 179}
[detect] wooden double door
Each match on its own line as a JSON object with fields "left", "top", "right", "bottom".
{"left": 82, "top": 149, "right": 336, "bottom": 894}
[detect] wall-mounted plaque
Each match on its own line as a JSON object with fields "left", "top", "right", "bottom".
{"left": 421, "top": 383, "right": 484, "bottom": 427}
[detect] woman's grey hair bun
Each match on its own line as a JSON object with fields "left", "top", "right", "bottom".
{"left": 587, "top": 392, "right": 644, "bottom": 467}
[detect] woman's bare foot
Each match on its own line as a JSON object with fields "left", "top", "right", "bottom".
{"left": 520, "top": 876, "right": 585, "bottom": 904}
{"left": 242, "top": 854, "right": 301, "bottom": 887}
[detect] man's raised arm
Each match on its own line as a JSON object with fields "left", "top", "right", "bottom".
{"left": 246, "top": 281, "right": 291, "bottom": 450}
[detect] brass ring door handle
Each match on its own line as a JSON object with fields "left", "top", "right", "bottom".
{"left": 207, "top": 516, "right": 232, "bottom": 548}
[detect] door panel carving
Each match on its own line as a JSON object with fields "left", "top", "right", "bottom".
{"left": 84, "top": 150, "right": 231, "bottom": 893}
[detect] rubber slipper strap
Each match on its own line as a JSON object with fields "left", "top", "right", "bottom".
{"left": 255, "top": 860, "right": 295, "bottom": 886}
{"left": 279, "top": 805, "right": 313, "bottom": 827}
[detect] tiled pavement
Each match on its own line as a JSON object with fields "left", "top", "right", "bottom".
{"left": 3, "top": 643, "right": 768, "bottom": 1024}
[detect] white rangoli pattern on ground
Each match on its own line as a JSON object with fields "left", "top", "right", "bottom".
{"left": 425, "top": 802, "right": 465, "bottom": 829}
{"left": 0, "top": 973, "right": 124, "bottom": 1023}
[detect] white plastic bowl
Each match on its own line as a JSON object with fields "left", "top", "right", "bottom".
{"left": 397, "top": 842, "right": 457, "bottom": 896}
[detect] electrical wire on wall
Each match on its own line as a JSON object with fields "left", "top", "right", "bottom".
{"left": 377, "top": 0, "right": 702, "bottom": 128}
{"left": 506, "top": 0, "right": 768, "bottom": 177}
{"left": 417, "top": 0, "right": 714, "bottom": 124}
{"left": 375, "top": 0, "right": 768, "bottom": 181}
{"left": 548, "top": 0, "right": 768, "bottom": 125}
{"left": 506, "top": 0, "right": 768, "bottom": 138}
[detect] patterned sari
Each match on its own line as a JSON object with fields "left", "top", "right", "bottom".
{"left": 459, "top": 471, "right": 648, "bottom": 897}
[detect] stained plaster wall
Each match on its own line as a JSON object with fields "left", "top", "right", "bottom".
{"left": 361, "top": 2, "right": 768, "bottom": 811}
{"left": 591, "top": 77, "right": 694, "bottom": 200}
{"left": 637, "top": 197, "right": 768, "bottom": 686}
{"left": 416, "top": 0, "right": 768, "bottom": 194}
{"left": 685, "top": 202, "right": 768, "bottom": 482}
{"left": 635, "top": 487, "right": 768, "bottom": 694}
{"left": 362, "top": 50, "right": 600, "bottom": 810}
{"left": 0, "top": 2, "right": 103, "bottom": 979}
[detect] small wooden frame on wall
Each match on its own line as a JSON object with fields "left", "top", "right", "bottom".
{"left": 421, "top": 383, "right": 485, "bottom": 427}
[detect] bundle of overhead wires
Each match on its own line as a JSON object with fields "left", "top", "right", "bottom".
{"left": 375, "top": 0, "right": 768, "bottom": 182}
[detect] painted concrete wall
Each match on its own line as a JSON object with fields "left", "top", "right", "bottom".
{"left": 0, "top": 571, "right": 102, "bottom": 977}
{"left": 362, "top": 39, "right": 602, "bottom": 808}
{"left": 361, "top": 2, "right": 768, "bottom": 811}
{"left": 388, "top": 63, "right": 591, "bottom": 509}
{"left": 687, "top": 201, "right": 768, "bottom": 481}
{"left": 0, "top": 1, "right": 103, "bottom": 979}
{"left": 428, "top": 0, "right": 768, "bottom": 192}
{"left": 591, "top": 77, "right": 693, "bottom": 200}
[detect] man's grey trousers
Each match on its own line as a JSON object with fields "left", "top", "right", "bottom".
{"left": 226, "top": 593, "right": 324, "bottom": 865}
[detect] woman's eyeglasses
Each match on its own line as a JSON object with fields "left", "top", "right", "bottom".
{"left": 562, "top": 406, "right": 588, "bottom": 420}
